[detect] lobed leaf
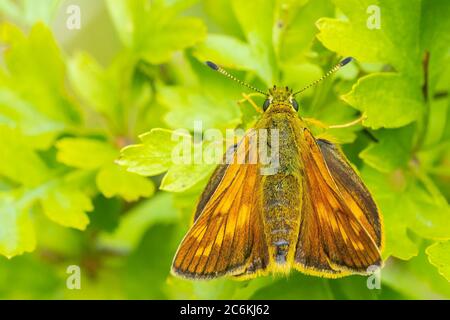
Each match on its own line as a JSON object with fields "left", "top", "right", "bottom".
{"left": 426, "top": 241, "right": 450, "bottom": 282}
{"left": 96, "top": 164, "right": 155, "bottom": 202}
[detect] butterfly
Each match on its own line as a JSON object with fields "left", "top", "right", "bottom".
{"left": 171, "top": 58, "right": 383, "bottom": 280}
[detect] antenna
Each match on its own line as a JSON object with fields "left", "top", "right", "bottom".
{"left": 205, "top": 61, "right": 268, "bottom": 96}
{"left": 293, "top": 57, "right": 353, "bottom": 96}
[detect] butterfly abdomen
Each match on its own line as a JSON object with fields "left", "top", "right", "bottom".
{"left": 262, "top": 174, "right": 302, "bottom": 268}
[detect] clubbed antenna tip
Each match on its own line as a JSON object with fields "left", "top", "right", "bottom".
{"left": 204, "top": 61, "right": 267, "bottom": 96}
{"left": 206, "top": 61, "right": 219, "bottom": 71}
{"left": 340, "top": 57, "right": 353, "bottom": 67}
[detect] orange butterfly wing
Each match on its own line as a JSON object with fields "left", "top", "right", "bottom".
{"left": 171, "top": 132, "right": 270, "bottom": 279}
{"left": 316, "top": 138, "right": 383, "bottom": 248}
{"left": 294, "top": 129, "right": 382, "bottom": 277}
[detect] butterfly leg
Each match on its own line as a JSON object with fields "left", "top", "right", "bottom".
{"left": 238, "top": 93, "right": 264, "bottom": 114}
{"left": 328, "top": 114, "right": 367, "bottom": 129}
{"left": 303, "top": 118, "right": 328, "bottom": 128}
{"left": 304, "top": 114, "right": 367, "bottom": 129}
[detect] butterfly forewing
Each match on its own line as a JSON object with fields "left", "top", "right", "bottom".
{"left": 294, "top": 129, "right": 382, "bottom": 276}
{"left": 316, "top": 139, "right": 383, "bottom": 248}
{"left": 171, "top": 132, "right": 270, "bottom": 279}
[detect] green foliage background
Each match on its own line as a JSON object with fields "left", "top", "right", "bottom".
{"left": 0, "top": 0, "right": 449, "bottom": 299}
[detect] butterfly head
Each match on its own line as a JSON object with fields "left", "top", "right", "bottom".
{"left": 264, "top": 85, "right": 298, "bottom": 112}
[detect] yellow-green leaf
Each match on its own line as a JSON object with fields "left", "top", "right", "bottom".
{"left": 0, "top": 192, "right": 36, "bottom": 258}
{"left": 106, "top": 0, "right": 206, "bottom": 64}
{"left": 0, "top": 125, "right": 51, "bottom": 187}
{"left": 56, "top": 138, "right": 117, "bottom": 170}
{"left": 96, "top": 164, "right": 155, "bottom": 202}
{"left": 427, "top": 241, "right": 450, "bottom": 282}
{"left": 342, "top": 73, "right": 424, "bottom": 129}
{"left": 40, "top": 186, "right": 92, "bottom": 230}
{"left": 118, "top": 128, "right": 220, "bottom": 192}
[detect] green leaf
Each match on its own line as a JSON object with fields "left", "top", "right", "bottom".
{"left": 123, "top": 224, "right": 177, "bottom": 299}
{"left": 67, "top": 52, "right": 122, "bottom": 118}
{"left": 96, "top": 163, "right": 155, "bottom": 202}
{"left": 417, "top": 141, "right": 450, "bottom": 178}
{"left": 0, "top": 125, "right": 51, "bottom": 187}
{"left": 317, "top": 0, "right": 421, "bottom": 75}
{"left": 157, "top": 57, "right": 243, "bottom": 133}
{"left": 230, "top": 0, "right": 277, "bottom": 84}
{"left": 426, "top": 241, "right": 450, "bottom": 282}
{"left": 1, "top": 23, "right": 79, "bottom": 125}
{"left": 99, "top": 192, "right": 178, "bottom": 250}
{"left": 203, "top": 0, "right": 243, "bottom": 38}
{"left": 0, "top": 87, "right": 64, "bottom": 148}
{"left": 33, "top": 212, "right": 84, "bottom": 255}
{"left": 0, "top": 0, "right": 61, "bottom": 26}
{"left": 68, "top": 52, "right": 153, "bottom": 135}
{"left": 278, "top": 0, "right": 334, "bottom": 63}
{"left": 361, "top": 166, "right": 450, "bottom": 260}
{"left": 118, "top": 128, "right": 221, "bottom": 192}
{"left": 422, "top": 98, "right": 449, "bottom": 147}
{"left": 0, "top": 1, "right": 22, "bottom": 23}
{"left": 382, "top": 243, "right": 450, "bottom": 299}
{"left": 194, "top": 0, "right": 283, "bottom": 86}
{"left": 166, "top": 275, "right": 265, "bottom": 299}
{"left": 251, "top": 273, "right": 335, "bottom": 299}
{"left": 88, "top": 195, "right": 122, "bottom": 233}
{"left": 21, "top": 0, "right": 61, "bottom": 25}
{"left": 117, "top": 128, "right": 180, "bottom": 176}
{"left": 316, "top": 0, "right": 443, "bottom": 130}
{"left": 194, "top": 34, "right": 255, "bottom": 71}
{"left": 281, "top": 62, "right": 323, "bottom": 95}
{"left": 56, "top": 138, "right": 117, "bottom": 170}
{"left": 0, "top": 254, "right": 60, "bottom": 299}
{"left": 106, "top": 0, "right": 206, "bottom": 64}
{"left": 0, "top": 22, "right": 78, "bottom": 147}
{"left": 158, "top": 85, "right": 241, "bottom": 131}
{"left": 159, "top": 161, "right": 215, "bottom": 192}
{"left": 40, "top": 186, "right": 92, "bottom": 230}
{"left": 359, "top": 125, "right": 415, "bottom": 172}
{"left": 342, "top": 73, "right": 424, "bottom": 129}
{"left": 420, "top": 0, "right": 450, "bottom": 97}
{"left": 0, "top": 192, "right": 36, "bottom": 258}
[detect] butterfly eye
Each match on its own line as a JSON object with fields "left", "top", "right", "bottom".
{"left": 263, "top": 98, "right": 271, "bottom": 111}
{"left": 291, "top": 99, "right": 299, "bottom": 111}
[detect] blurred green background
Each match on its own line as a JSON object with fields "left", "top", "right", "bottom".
{"left": 0, "top": 0, "right": 449, "bottom": 299}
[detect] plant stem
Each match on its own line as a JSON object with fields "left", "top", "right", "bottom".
{"left": 413, "top": 51, "right": 431, "bottom": 152}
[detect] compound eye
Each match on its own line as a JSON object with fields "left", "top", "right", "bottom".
{"left": 263, "top": 98, "right": 271, "bottom": 111}
{"left": 291, "top": 99, "right": 299, "bottom": 111}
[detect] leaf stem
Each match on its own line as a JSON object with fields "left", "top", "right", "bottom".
{"left": 414, "top": 51, "right": 431, "bottom": 152}
{"left": 409, "top": 158, "right": 447, "bottom": 206}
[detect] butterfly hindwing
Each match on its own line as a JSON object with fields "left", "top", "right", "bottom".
{"left": 294, "top": 129, "right": 382, "bottom": 277}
